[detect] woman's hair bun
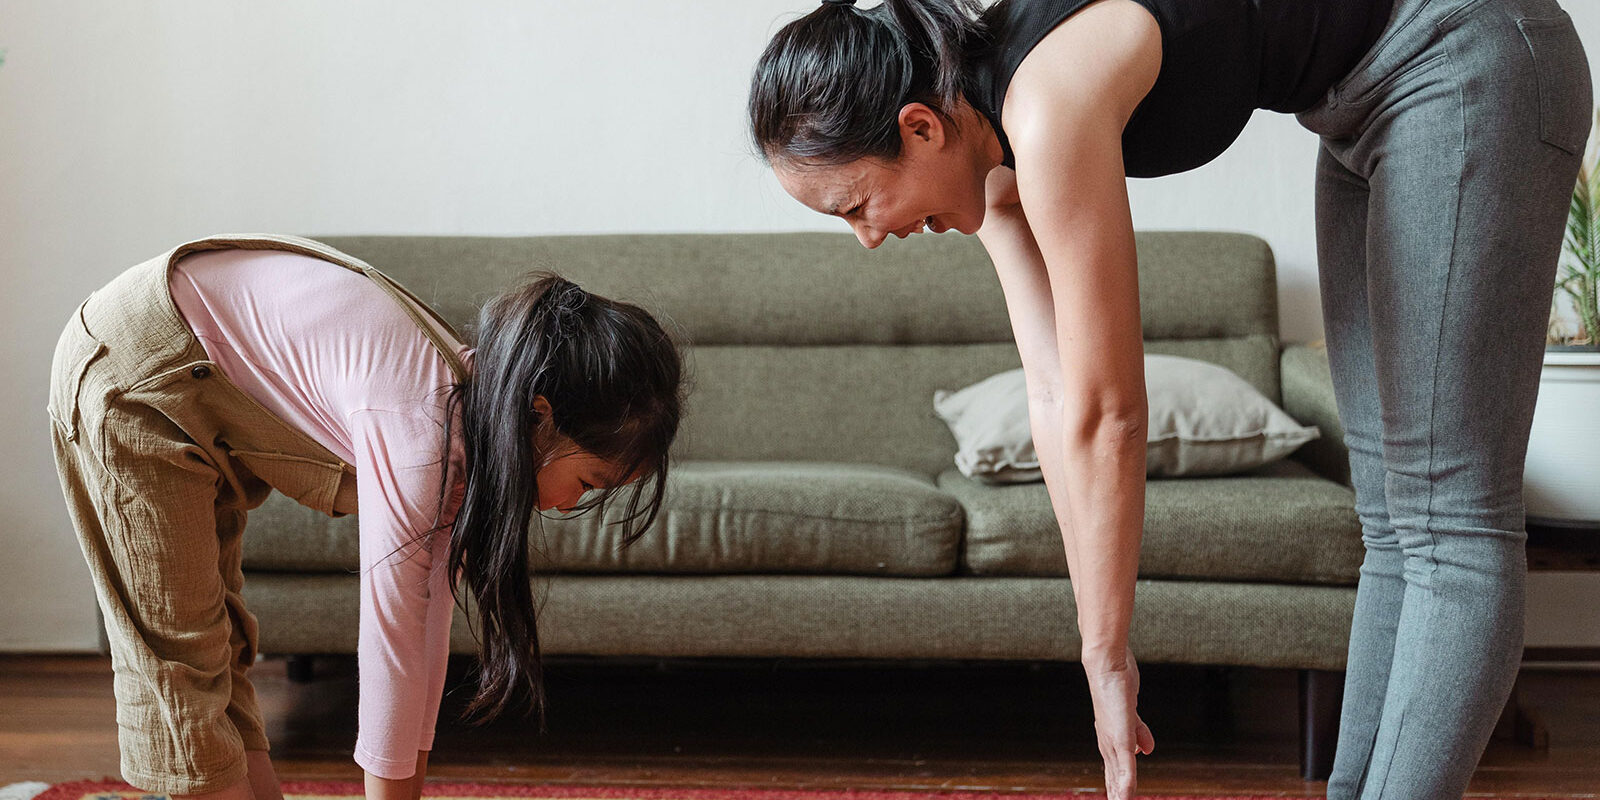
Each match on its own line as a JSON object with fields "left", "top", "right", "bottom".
{"left": 750, "top": 0, "right": 985, "bottom": 165}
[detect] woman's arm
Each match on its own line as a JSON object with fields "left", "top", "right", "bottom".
{"left": 977, "top": 169, "right": 1145, "bottom": 666}
{"left": 978, "top": 175, "right": 1153, "bottom": 800}
{"left": 997, "top": 0, "right": 1159, "bottom": 679}
{"left": 983, "top": 2, "right": 1162, "bottom": 798}
{"left": 975, "top": 187, "right": 1083, "bottom": 569}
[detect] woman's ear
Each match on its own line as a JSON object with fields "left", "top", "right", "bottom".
{"left": 898, "top": 102, "right": 947, "bottom": 149}
{"left": 530, "top": 395, "right": 553, "bottom": 417}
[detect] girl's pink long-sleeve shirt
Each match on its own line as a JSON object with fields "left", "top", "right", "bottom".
{"left": 168, "top": 248, "right": 470, "bottom": 779}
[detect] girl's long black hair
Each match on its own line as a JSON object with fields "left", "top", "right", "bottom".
{"left": 749, "top": 0, "right": 986, "bottom": 165}
{"left": 441, "top": 273, "right": 683, "bottom": 722}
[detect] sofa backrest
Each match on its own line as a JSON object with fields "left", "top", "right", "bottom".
{"left": 319, "top": 231, "right": 1279, "bottom": 477}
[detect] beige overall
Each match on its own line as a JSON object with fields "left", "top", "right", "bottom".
{"left": 48, "top": 234, "right": 466, "bottom": 794}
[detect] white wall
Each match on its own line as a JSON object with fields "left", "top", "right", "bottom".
{"left": 2, "top": 1, "right": 1597, "bottom": 650}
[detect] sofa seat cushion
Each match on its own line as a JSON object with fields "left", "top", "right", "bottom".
{"left": 939, "top": 459, "right": 1363, "bottom": 585}
{"left": 244, "top": 461, "right": 964, "bottom": 577}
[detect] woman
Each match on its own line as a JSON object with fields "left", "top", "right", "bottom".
{"left": 49, "top": 234, "right": 683, "bottom": 800}
{"left": 748, "top": 0, "right": 1590, "bottom": 797}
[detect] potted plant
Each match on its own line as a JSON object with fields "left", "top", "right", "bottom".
{"left": 1526, "top": 108, "right": 1600, "bottom": 527}
{"left": 1550, "top": 108, "right": 1600, "bottom": 351}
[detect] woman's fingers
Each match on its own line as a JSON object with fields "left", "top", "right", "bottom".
{"left": 1137, "top": 718, "right": 1156, "bottom": 755}
{"left": 1096, "top": 720, "right": 1144, "bottom": 799}
{"left": 1098, "top": 730, "right": 1138, "bottom": 800}
{"left": 1086, "top": 653, "right": 1151, "bottom": 799}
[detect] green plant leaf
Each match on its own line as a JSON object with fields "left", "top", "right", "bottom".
{"left": 1556, "top": 111, "right": 1600, "bottom": 346}
{"left": 1588, "top": 159, "right": 1600, "bottom": 274}
{"left": 1567, "top": 169, "right": 1591, "bottom": 265}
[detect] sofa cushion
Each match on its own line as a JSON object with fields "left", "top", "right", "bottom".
{"left": 245, "top": 573, "right": 1357, "bottom": 670}
{"left": 319, "top": 231, "right": 1277, "bottom": 346}
{"left": 316, "top": 233, "right": 1282, "bottom": 476}
{"left": 676, "top": 337, "right": 1277, "bottom": 477}
{"left": 243, "top": 461, "right": 964, "bottom": 578}
{"left": 932, "top": 356, "right": 1317, "bottom": 483}
{"left": 940, "top": 459, "right": 1363, "bottom": 585}
{"left": 539, "top": 462, "right": 963, "bottom": 576}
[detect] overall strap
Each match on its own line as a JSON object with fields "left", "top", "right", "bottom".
{"left": 360, "top": 267, "right": 470, "bottom": 383}
{"left": 172, "top": 233, "right": 470, "bottom": 382}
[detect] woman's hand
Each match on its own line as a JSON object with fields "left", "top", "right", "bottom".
{"left": 1085, "top": 646, "right": 1156, "bottom": 800}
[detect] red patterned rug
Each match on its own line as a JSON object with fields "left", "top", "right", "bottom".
{"left": 18, "top": 780, "right": 1589, "bottom": 800}
{"left": 21, "top": 781, "right": 1334, "bottom": 800}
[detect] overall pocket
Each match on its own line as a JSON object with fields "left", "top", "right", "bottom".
{"left": 228, "top": 449, "right": 353, "bottom": 517}
{"left": 1518, "top": 12, "right": 1593, "bottom": 155}
{"left": 48, "top": 304, "right": 108, "bottom": 442}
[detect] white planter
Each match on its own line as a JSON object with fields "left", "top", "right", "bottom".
{"left": 1524, "top": 351, "right": 1600, "bottom": 526}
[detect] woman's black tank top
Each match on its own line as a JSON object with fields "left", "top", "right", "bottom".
{"left": 966, "top": 0, "right": 1395, "bottom": 177}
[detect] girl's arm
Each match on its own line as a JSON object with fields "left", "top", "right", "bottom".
{"left": 364, "top": 751, "right": 428, "bottom": 800}
{"left": 351, "top": 407, "right": 457, "bottom": 789}
{"left": 981, "top": 1, "right": 1162, "bottom": 798}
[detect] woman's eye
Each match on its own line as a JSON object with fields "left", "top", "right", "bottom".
{"left": 580, "top": 481, "right": 594, "bottom": 493}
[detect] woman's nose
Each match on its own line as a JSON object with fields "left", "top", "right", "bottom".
{"left": 851, "top": 221, "right": 886, "bottom": 250}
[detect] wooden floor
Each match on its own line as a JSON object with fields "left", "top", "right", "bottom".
{"left": 4, "top": 654, "right": 1599, "bottom": 797}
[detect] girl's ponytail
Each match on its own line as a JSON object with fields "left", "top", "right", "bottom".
{"left": 442, "top": 273, "right": 683, "bottom": 723}
{"left": 749, "top": 0, "right": 986, "bottom": 165}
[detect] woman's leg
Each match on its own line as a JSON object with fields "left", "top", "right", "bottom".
{"left": 1313, "top": 146, "right": 1404, "bottom": 800}
{"left": 1315, "top": 2, "right": 1589, "bottom": 797}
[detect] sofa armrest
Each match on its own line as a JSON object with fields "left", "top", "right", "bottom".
{"left": 1280, "top": 343, "right": 1350, "bottom": 487}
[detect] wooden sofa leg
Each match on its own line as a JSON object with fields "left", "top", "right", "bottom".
{"left": 1299, "top": 669, "right": 1343, "bottom": 781}
{"left": 286, "top": 655, "right": 316, "bottom": 683}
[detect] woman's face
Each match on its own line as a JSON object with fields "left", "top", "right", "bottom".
{"left": 773, "top": 103, "right": 996, "bottom": 249}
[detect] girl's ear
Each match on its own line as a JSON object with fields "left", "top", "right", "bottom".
{"left": 529, "top": 395, "right": 558, "bottom": 460}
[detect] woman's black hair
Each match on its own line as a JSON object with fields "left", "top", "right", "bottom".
{"left": 440, "top": 273, "right": 683, "bottom": 723}
{"left": 749, "top": 0, "right": 986, "bottom": 166}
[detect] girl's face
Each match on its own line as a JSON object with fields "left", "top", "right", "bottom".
{"left": 773, "top": 103, "right": 997, "bottom": 249}
{"left": 535, "top": 436, "right": 626, "bottom": 514}
{"left": 530, "top": 394, "right": 633, "bottom": 513}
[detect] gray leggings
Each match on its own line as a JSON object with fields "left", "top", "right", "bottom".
{"left": 1295, "top": 0, "right": 1590, "bottom": 796}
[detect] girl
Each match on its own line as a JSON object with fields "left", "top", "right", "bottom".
{"left": 748, "top": 0, "right": 1590, "bottom": 798}
{"left": 49, "top": 234, "right": 683, "bottom": 800}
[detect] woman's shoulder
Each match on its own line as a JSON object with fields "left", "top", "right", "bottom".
{"left": 1003, "top": 0, "right": 1162, "bottom": 135}
{"left": 971, "top": 0, "right": 1161, "bottom": 159}
{"left": 977, "top": 0, "right": 1160, "bottom": 63}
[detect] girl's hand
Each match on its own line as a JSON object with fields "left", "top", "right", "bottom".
{"left": 1085, "top": 647, "right": 1156, "bottom": 800}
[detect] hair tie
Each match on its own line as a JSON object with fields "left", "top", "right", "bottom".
{"left": 541, "top": 282, "right": 587, "bottom": 337}
{"left": 820, "top": 0, "right": 856, "bottom": 5}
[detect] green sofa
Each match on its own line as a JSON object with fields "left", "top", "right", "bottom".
{"left": 238, "top": 231, "right": 1360, "bottom": 779}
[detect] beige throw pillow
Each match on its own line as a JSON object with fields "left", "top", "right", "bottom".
{"left": 933, "top": 355, "right": 1321, "bottom": 483}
